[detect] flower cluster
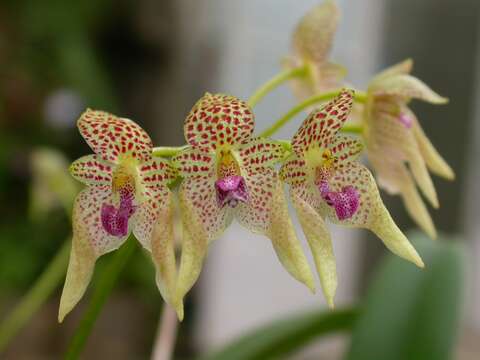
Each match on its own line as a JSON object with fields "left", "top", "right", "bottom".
{"left": 59, "top": 0, "right": 453, "bottom": 321}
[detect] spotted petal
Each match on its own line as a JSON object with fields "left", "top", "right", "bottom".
{"left": 236, "top": 169, "right": 315, "bottom": 292}
{"left": 291, "top": 184, "right": 336, "bottom": 307}
{"left": 78, "top": 109, "right": 153, "bottom": 163}
{"left": 329, "top": 134, "right": 363, "bottom": 164}
{"left": 139, "top": 157, "right": 178, "bottom": 188}
{"left": 238, "top": 138, "right": 285, "bottom": 170}
{"left": 319, "top": 162, "right": 424, "bottom": 267}
{"left": 292, "top": 89, "right": 354, "bottom": 156}
{"left": 180, "top": 175, "right": 233, "bottom": 242}
{"left": 59, "top": 186, "right": 129, "bottom": 322}
{"left": 172, "top": 147, "right": 215, "bottom": 177}
{"left": 293, "top": 0, "right": 339, "bottom": 66}
{"left": 184, "top": 93, "right": 254, "bottom": 152}
{"left": 369, "top": 75, "right": 448, "bottom": 105}
{"left": 69, "top": 154, "right": 113, "bottom": 186}
{"left": 279, "top": 153, "right": 309, "bottom": 186}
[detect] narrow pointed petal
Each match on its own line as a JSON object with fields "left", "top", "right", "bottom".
{"left": 150, "top": 191, "right": 182, "bottom": 316}
{"left": 292, "top": 89, "right": 354, "bottom": 156}
{"left": 375, "top": 161, "right": 437, "bottom": 239}
{"left": 175, "top": 190, "right": 209, "bottom": 320}
{"left": 367, "top": 109, "right": 439, "bottom": 208}
{"left": 370, "top": 208, "right": 424, "bottom": 268}
{"left": 59, "top": 186, "right": 129, "bottom": 322}
{"left": 319, "top": 162, "right": 423, "bottom": 267}
{"left": 291, "top": 184, "right": 337, "bottom": 307}
{"left": 371, "top": 58, "right": 413, "bottom": 84}
{"left": 77, "top": 109, "right": 153, "bottom": 163}
{"left": 412, "top": 116, "right": 455, "bottom": 180}
{"left": 69, "top": 154, "right": 113, "bottom": 186}
{"left": 235, "top": 168, "right": 315, "bottom": 291}
{"left": 184, "top": 93, "right": 254, "bottom": 152}
{"left": 267, "top": 180, "right": 316, "bottom": 292}
{"left": 293, "top": 0, "right": 339, "bottom": 65}
{"left": 369, "top": 74, "right": 448, "bottom": 104}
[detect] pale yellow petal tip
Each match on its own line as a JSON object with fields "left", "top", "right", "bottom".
{"left": 327, "top": 298, "right": 335, "bottom": 309}
{"left": 174, "top": 302, "right": 185, "bottom": 322}
{"left": 413, "top": 255, "right": 425, "bottom": 269}
{"left": 57, "top": 304, "right": 71, "bottom": 324}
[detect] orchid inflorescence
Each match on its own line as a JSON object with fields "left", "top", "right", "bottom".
{"left": 59, "top": 0, "right": 453, "bottom": 321}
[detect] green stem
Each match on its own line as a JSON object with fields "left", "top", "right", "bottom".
{"left": 259, "top": 90, "right": 367, "bottom": 138}
{"left": 64, "top": 238, "right": 136, "bottom": 360}
{"left": 0, "top": 239, "right": 71, "bottom": 352}
{"left": 247, "top": 66, "right": 308, "bottom": 108}
{"left": 152, "top": 145, "right": 188, "bottom": 158}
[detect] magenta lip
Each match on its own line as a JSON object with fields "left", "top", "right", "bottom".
{"left": 319, "top": 181, "right": 360, "bottom": 220}
{"left": 101, "top": 193, "right": 136, "bottom": 237}
{"left": 215, "top": 175, "right": 249, "bottom": 208}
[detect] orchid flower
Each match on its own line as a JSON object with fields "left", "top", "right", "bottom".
{"left": 284, "top": 0, "right": 346, "bottom": 101}
{"left": 172, "top": 93, "right": 315, "bottom": 318}
{"left": 59, "top": 109, "right": 180, "bottom": 322}
{"left": 280, "top": 89, "right": 423, "bottom": 307}
{"left": 363, "top": 59, "right": 454, "bottom": 239}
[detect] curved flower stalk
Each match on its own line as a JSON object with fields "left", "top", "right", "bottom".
{"left": 363, "top": 59, "right": 454, "bottom": 239}
{"left": 172, "top": 93, "right": 315, "bottom": 318}
{"left": 280, "top": 89, "right": 424, "bottom": 308}
{"left": 284, "top": 0, "right": 346, "bottom": 101}
{"left": 59, "top": 109, "right": 180, "bottom": 322}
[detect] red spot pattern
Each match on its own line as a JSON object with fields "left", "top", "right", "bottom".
{"left": 184, "top": 93, "right": 254, "bottom": 152}
{"left": 235, "top": 167, "right": 277, "bottom": 233}
{"left": 173, "top": 148, "right": 215, "bottom": 177}
{"left": 329, "top": 134, "right": 363, "bottom": 164}
{"left": 78, "top": 109, "right": 153, "bottom": 163}
{"left": 70, "top": 155, "right": 113, "bottom": 186}
{"left": 279, "top": 154, "right": 308, "bottom": 185}
{"left": 238, "top": 138, "right": 284, "bottom": 170}
{"left": 292, "top": 89, "right": 354, "bottom": 156}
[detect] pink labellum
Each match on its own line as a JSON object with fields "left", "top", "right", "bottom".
{"left": 319, "top": 181, "right": 360, "bottom": 220}
{"left": 101, "top": 193, "right": 136, "bottom": 237}
{"left": 215, "top": 175, "right": 249, "bottom": 208}
{"left": 398, "top": 112, "right": 413, "bottom": 128}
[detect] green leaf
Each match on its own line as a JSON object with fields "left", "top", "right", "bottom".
{"left": 345, "top": 232, "right": 465, "bottom": 360}
{"left": 199, "top": 307, "right": 357, "bottom": 360}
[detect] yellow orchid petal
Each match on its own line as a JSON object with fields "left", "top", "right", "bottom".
{"left": 291, "top": 185, "right": 337, "bottom": 307}
{"left": 412, "top": 116, "right": 455, "bottom": 180}
{"left": 369, "top": 74, "right": 448, "bottom": 105}
{"left": 59, "top": 186, "right": 129, "bottom": 322}
{"left": 267, "top": 181, "right": 316, "bottom": 292}
{"left": 320, "top": 162, "right": 424, "bottom": 268}
{"left": 175, "top": 187, "right": 209, "bottom": 321}
{"left": 150, "top": 191, "right": 182, "bottom": 317}
{"left": 77, "top": 109, "right": 154, "bottom": 164}
{"left": 375, "top": 161, "right": 437, "bottom": 239}
{"left": 293, "top": 0, "right": 339, "bottom": 66}
{"left": 371, "top": 58, "right": 413, "bottom": 84}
